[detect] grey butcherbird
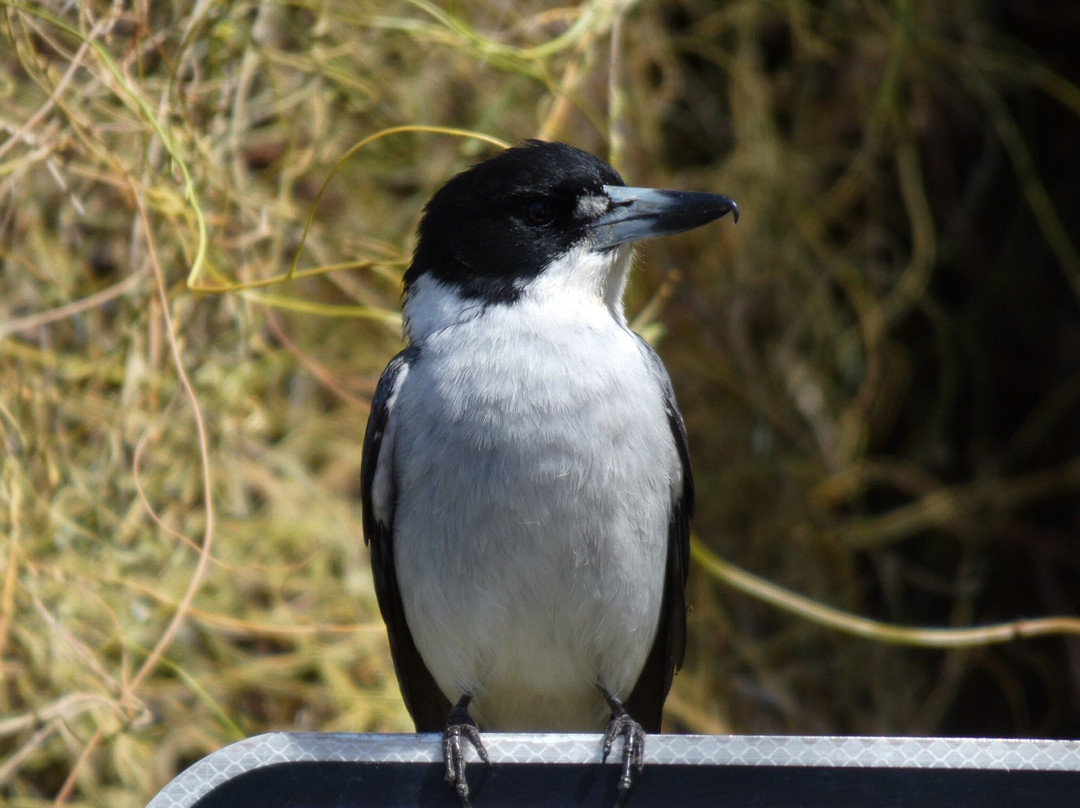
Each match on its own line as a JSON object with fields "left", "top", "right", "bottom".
{"left": 361, "top": 140, "right": 737, "bottom": 805}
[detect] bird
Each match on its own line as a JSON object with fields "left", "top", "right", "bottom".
{"left": 361, "top": 140, "right": 737, "bottom": 806}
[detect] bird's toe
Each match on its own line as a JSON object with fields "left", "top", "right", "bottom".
{"left": 442, "top": 696, "right": 487, "bottom": 807}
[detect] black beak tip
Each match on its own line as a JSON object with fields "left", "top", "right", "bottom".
{"left": 718, "top": 196, "right": 738, "bottom": 224}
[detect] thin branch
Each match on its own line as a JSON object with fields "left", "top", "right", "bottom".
{"left": 692, "top": 537, "right": 1080, "bottom": 648}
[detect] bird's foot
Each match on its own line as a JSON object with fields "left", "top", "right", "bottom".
{"left": 442, "top": 695, "right": 489, "bottom": 808}
{"left": 599, "top": 686, "right": 646, "bottom": 806}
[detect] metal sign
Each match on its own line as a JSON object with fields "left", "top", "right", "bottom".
{"left": 146, "top": 732, "right": 1080, "bottom": 807}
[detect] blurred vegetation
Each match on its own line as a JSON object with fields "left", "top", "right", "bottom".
{"left": 1, "top": 1, "right": 1079, "bottom": 805}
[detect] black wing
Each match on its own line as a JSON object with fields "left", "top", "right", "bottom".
{"left": 361, "top": 345, "right": 451, "bottom": 730}
{"left": 624, "top": 335, "right": 694, "bottom": 732}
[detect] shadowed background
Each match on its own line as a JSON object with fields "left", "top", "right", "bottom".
{"left": 1, "top": 1, "right": 1079, "bottom": 806}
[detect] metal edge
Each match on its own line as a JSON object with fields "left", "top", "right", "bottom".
{"left": 146, "top": 733, "right": 1080, "bottom": 807}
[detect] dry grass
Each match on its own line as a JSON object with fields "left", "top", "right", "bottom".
{"left": 2, "top": 1, "right": 1080, "bottom": 805}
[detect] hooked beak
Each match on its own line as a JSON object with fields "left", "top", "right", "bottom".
{"left": 589, "top": 185, "right": 739, "bottom": 250}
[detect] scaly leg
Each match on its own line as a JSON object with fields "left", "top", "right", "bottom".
{"left": 599, "top": 685, "right": 646, "bottom": 807}
{"left": 442, "top": 694, "right": 489, "bottom": 808}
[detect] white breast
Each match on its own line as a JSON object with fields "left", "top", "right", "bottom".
{"left": 388, "top": 266, "right": 680, "bottom": 730}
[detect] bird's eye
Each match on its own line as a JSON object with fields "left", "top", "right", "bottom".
{"left": 522, "top": 198, "right": 557, "bottom": 226}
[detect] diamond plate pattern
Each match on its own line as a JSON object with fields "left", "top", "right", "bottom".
{"left": 146, "top": 733, "right": 1080, "bottom": 808}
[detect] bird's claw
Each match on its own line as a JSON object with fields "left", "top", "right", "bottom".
{"left": 598, "top": 685, "right": 646, "bottom": 806}
{"left": 602, "top": 711, "right": 646, "bottom": 803}
{"left": 443, "top": 697, "right": 488, "bottom": 808}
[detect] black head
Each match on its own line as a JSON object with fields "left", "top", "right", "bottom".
{"left": 403, "top": 140, "right": 738, "bottom": 308}
{"left": 405, "top": 141, "right": 626, "bottom": 305}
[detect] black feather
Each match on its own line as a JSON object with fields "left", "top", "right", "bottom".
{"left": 360, "top": 344, "right": 451, "bottom": 730}
{"left": 624, "top": 335, "right": 693, "bottom": 731}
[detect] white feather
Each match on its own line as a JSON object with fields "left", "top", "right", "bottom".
{"left": 382, "top": 245, "right": 681, "bottom": 730}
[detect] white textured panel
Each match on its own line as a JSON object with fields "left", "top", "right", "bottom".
{"left": 146, "top": 733, "right": 1080, "bottom": 807}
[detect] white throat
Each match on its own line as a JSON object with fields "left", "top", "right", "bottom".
{"left": 402, "top": 244, "right": 634, "bottom": 343}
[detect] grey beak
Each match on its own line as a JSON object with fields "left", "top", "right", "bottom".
{"left": 589, "top": 185, "right": 739, "bottom": 249}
